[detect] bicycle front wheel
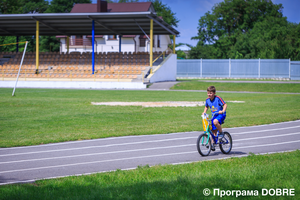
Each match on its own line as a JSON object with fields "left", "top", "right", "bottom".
{"left": 219, "top": 131, "right": 232, "bottom": 154}
{"left": 197, "top": 133, "right": 211, "bottom": 156}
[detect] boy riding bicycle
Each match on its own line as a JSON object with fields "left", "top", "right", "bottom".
{"left": 202, "top": 86, "right": 227, "bottom": 151}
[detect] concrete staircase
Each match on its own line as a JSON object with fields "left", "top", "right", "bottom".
{"left": 131, "top": 55, "right": 167, "bottom": 83}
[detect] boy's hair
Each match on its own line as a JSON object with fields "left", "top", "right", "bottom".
{"left": 207, "top": 86, "right": 216, "bottom": 93}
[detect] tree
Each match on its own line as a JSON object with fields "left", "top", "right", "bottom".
{"left": 0, "top": 0, "right": 22, "bottom": 14}
{"left": 190, "top": 0, "right": 297, "bottom": 59}
{"left": 39, "top": 0, "right": 91, "bottom": 52}
{"left": 45, "top": 0, "right": 91, "bottom": 13}
{"left": 0, "top": 0, "right": 49, "bottom": 52}
{"left": 176, "top": 50, "right": 186, "bottom": 59}
{"left": 150, "top": 0, "right": 179, "bottom": 28}
{"left": 19, "top": 0, "right": 49, "bottom": 13}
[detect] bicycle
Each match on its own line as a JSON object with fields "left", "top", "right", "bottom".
{"left": 197, "top": 113, "right": 232, "bottom": 156}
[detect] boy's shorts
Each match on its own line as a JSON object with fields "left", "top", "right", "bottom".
{"left": 211, "top": 114, "right": 226, "bottom": 131}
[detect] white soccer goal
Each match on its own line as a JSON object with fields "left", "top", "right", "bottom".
{"left": 11, "top": 41, "right": 28, "bottom": 96}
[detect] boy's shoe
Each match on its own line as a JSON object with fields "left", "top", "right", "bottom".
{"left": 218, "top": 132, "right": 224, "bottom": 140}
{"left": 211, "top": 144, "right": 215, "bottom": 151}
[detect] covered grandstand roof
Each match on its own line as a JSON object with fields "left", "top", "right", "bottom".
{"left": 0, "top": 11, "right": 179, "bottom": 36}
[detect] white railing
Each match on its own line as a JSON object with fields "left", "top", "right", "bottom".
{"left": 177, "top": 59, "right": 300, "bottom": 80}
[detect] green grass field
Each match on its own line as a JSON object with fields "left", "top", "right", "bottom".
{"left": 171, "top": 80, "right": 300, "bottom": 93}
{"left": 1, "top": 151, "right": 299, "bottom": 200}
{"left": 1, "top": 83, "right": 299, "bottom": 199}
{"left": 1, "top": 87, "right": 300, "bottom": 147}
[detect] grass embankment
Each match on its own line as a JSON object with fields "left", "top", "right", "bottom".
{"left": 1, "top": 88, "right": 300, "bottom": 147}
{"left": 1, "top": 151, "right": 299, "bottom": 200}
{"left": 171, "top": 80, "right": 300, "bottom": 93}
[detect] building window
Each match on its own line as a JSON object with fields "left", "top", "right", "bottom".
{"left": 108, "top": 35, "right": 117, "bottom": 40}
{"left": 139, "top": 38, "right": 146, "bottom": 47}
{"left": 75, "top": 35, "right": 83, "bottom": 45}
{"left": 157, "top": 35, "right": 160, "bottom": 47}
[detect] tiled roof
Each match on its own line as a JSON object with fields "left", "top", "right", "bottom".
{"left": 122, "top": 35, "right": 136, "bottom": 38}
{"left": 71, "top": 2, "right": 152, "bottom": 13}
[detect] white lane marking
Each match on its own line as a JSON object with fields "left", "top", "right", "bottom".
{"left": 1, "top": 120, "right": 299, "bottom": 151}
{"left": 0, "top": 137, "right": 196, "bottom": 157}
{"left": 230, "top": 125, "right": 300, "bottom": 135}
{"left": 233, "top": 132, "right": 300, "bottom": 142}
{"left": 0, "top": 151, "right": 197, "bottom": 174}
{"left": 225, "top": 120, "right": 300, "bottom": 129}
{"left": 2, "top": 125, "right": 300, "bottom": 157}
{"left": 2, "top": 132, "right": 300, "bottom": 164}
{"left": 234, "top": 140, "right": 300, "bottom": 149}
{"left": 0, "top": 144, "right": 194, "bottom": 165}
{"left": 1, "top": 140, "right": 299, "bottom": 175}
{"left": 171, "top": 149, "right": 298, "bottom": 166}
{"left": 2, "top": 139, "right": 300, "bottom": 175}
{"left": 1, "top": 149, "right": 297, "bottom": 186}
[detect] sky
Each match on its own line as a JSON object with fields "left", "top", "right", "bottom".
{"left": 159, "top": 0, "right": 300, "bottom": 50}
{"left": 88, "top": 0, "right": 300, "bottom": 50}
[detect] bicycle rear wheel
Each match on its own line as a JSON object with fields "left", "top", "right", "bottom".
{"left": 197, "top": 133, "right": 211, "bottom": 156}
{"left": 219, "top": 131, "right": 232, "bottom": 154}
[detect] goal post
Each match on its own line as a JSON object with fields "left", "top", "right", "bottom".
{"left": 0, "top": 41, "right": 28, "bottom": 96}
{"left": 12, "top": 41, "right": 28, "bottom": 96}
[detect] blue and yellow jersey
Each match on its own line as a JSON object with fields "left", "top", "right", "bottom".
{"left": 205, "top": 95, "right": 226, "bottom": 114}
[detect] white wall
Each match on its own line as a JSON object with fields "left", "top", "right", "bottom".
{"left": 0, "top": 81, "right": 146, "bottom": 89}
{"left": 60, "top": 35, "right": 171, "bottom": 54}
{"left": 149, "top": 54, "right": 177, "bottom": 83}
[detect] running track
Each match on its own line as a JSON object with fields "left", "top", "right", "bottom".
{"left": 1, "top": 120, "right": 300, "bottom": 185}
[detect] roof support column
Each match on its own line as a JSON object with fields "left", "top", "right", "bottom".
{"left": 173, "top": 35, "right": 175, "bottom": 54}
{"left": 150, "top": 19, "right": 153, "bottom": 74}
{"left": 66, "top": 36, "right": 69, "bottom": 54}
{"left": 119, "top": 35, "right": 122, "bottom": 53}
{"left": 92, "top": 20, "right": 95, "bottom": 74}
{"left": 36, "top": 21, "right": 39, "bottom": 73}
{"left": 16, "top": 36, "right": 19, "bottom": 53}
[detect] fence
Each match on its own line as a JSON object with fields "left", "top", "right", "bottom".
{"left": 177, "top": 59, "right": 300, "bottom": 80}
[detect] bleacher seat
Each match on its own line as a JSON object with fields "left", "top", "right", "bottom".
{"left": 0, "top": 51, "right": 156, "bottom": 81}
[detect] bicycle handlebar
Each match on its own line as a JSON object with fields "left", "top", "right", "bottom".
{"left": 202, "top": 112, "right": 223, "bottom": 120}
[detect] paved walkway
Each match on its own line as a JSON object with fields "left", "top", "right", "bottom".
{"left": 147, "top": 81, "right": 300, "bottom": 94}
{"left": 148, "top": 81, "right": 179, "bottom": 90}
{"left": 1, "top": 120, "right": 300, "bottom": 185}
{"left": 201, "top": 80, "right": 300, "bottom": 84}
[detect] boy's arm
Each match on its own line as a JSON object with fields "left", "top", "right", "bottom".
{"left": 202, "top": 106, "right": 208, "bottom": 115}
{"left": 219, "top": 103, "right": 227, "bottom": 114}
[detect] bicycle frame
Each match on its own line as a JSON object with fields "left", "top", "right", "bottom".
{"left": 201, "top": 114, "right": 228, "bottom": 145}
{"left": 198, "top": 113, "right": 232, "bottom": 156}
{"left": 201, "top": 118, "right": 213, "bottom": 145}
